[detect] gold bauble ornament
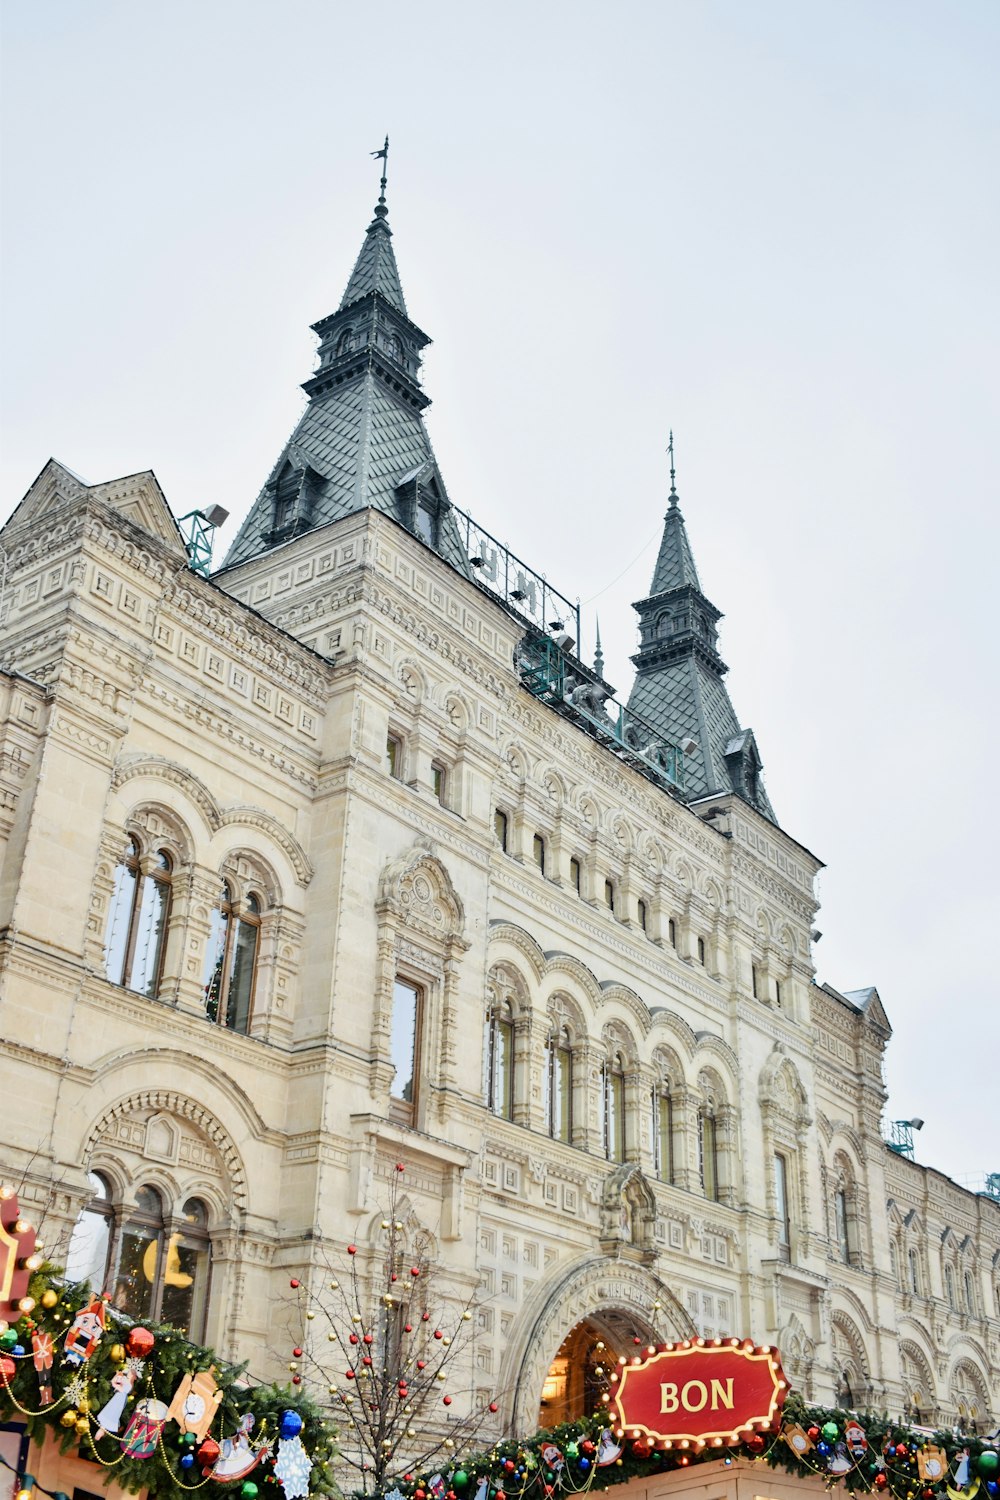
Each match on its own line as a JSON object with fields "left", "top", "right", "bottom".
{"left": 76, "top": 1399, "right": 90, "bottom": 1414}
{"left": 41, "top": 1289, "right": 58, "bottom": 1310}
{"left": 75, "top": 1417, "right": 89, "bottom": 1436}
{"left": 109, "top": 1343, "right": 126, "bottom": 1363}
{"left": 60, "top": 1410, "right": 78, "bottom": 1428}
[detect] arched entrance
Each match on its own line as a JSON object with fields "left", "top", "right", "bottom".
{"left": 503, "top": 1255, "right": 696, "bottom": 1436}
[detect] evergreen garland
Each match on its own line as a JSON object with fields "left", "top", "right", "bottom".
{"left": 0, "top": 1272, "right": 338, "bottom": 1500}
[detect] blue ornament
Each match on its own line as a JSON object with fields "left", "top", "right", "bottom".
{"left": 280, "top": 1409, "right": 304, "bottom": 1440}
{"left": 578, "top": 1459, "right": 590, "bottom": 1472}
{"left": 985, "top": 1485, "right": 998, "bottom": 1498}
{"left": 11, "top": 1345, "right": 24, "bottom": 1357}
{"left": 180, "top": 1454, "right": 196, "bottom": 1470}
{"left": 816, "top": 1442, "right": 831, "bottom": 1458}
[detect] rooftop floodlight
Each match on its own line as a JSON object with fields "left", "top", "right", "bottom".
{"left": 887, "top": 1119, "right": 924, "bottom": 1158}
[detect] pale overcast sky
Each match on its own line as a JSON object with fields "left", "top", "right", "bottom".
{"left": 2, "top": 1, "right": 997, "bottom": 1185}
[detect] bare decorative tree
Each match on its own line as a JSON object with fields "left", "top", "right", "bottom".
{"left": 286, "top": 1164, "right": 498, "bottom": 1496}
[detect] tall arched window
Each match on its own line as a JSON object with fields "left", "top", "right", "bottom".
{"left": 699, "top": 1108, "right": 719, "bottom": 1201}
{"left": 104, "top": 836, "right": 172, "bottom": 997}
{"left": 909, "top": 1247, "right": 921, "bottom": 1296}
{"left": 652, "top": 1081, "right": 673, "bottom": 1184}
{"left": 203, "top": 882, "right": 262, "bottom": 1034}
{"left": 483, "top": 995, "right": 514, "bottom": 1120}
{"left": 945, "top": 1264, "right": 956, "bottom": 1309}
{"left": 601, "top": 1051, "right": 626, "bottom": 1162}
{"left": 65, "top": 1171, "right": 114, "bottom": 1289}
{"left": 109, "top": 1187, "right": 210, "bottom": 1339}
{"left": 963, "top": 1270, "right": 975, "bottom": 1316}
{"left": 159, "top": 1198, "right": 212, "bottom": 1340}
{"left": 545, "top": 1024, "right": 573, "bottom": 1143}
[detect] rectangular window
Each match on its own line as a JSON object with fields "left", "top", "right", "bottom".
{"left": 602, "top": 1067, "right": 625, "bottom": 1162}
{"left": 569, "top": 857, "right": 581, "bottom": 892}
{"left": 545, "top": 1038, "right": 572, "bottom": 1143}
{"left": 697, "top": 936, "right": 706, "bottom": 965}
{"left": 533, "top": 834, "right": 546, "bottom": 876}
{"left": 432, "top": 762, "right": 446, "bottom": 805}
{"left": 483, "top": 1013, "right": 514, "bottom": 1120}
{"left": 604, "top": 879, "right": 615, "bottom": 913}
{"left": 637, "top": 899, "right": 647, "bottom": 933}
{"left": 774, "top": 979, "right": 782, "bottom": 1007}
{"left": 834, "top": 1189, "right": 850, "bottom": 1262}
{"left": 389, "top": 978, "right": 420, "bottom": 1108}
{"left": 494, "top": 808, "right": 509, "bottom": 851}
{"left": 699, "top": 1113, "right": 719, "bottom": 1201}
{"left": 752, "top": 964, "right": 760, "bottom": 999}
{"left": 668, "top": 918, "right": 677, "bottom": 948}
{"left": 386, "top": 734, "right": 403, "bottom": 779}
{"left": 654, "top": 1091, "right": 673, "bottom": 1184}
{"left": 775, "top": 1153, "right": 791, "bottom": 1259}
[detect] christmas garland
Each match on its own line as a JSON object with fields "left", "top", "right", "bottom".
{"left": 0, "top": 1270, "right": 338, "bottom": 1500}
{"left": 385, "top": 1396, "right": 998, "bottom": 1500}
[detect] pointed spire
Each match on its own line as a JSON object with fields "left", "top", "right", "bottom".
{"left": 339, "top": 137, "right": 408, "bottom": 313}
{"left": 594, "top": 616, "right": 604, "bottom": 679}
{"left": 648, "top": 432, "right": 700, "bottom": 594}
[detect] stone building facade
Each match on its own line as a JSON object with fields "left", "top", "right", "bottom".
{"left": 0, "top": 182, "right": 997, "bottom": 1458}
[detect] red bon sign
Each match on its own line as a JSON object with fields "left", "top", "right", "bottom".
{"left": 1, "top": 1186, "right": 38, "bottom": 1321}
{"left": 611, "top": 1339, "right": 787, "bottom": 1446}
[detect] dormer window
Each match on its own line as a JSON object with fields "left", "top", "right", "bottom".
{"left": 337, "top": 328, "right": 356, "bottom": 355}
{"left": 415, "top": 498, "right": 438, "bottom": 546}
{"left": 272, "top": 461, "right": 301, "bottom": 536}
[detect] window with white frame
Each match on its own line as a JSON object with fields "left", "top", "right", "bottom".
{"left": 202, "top": 880, "right": 263, "bottom": 1034}
{"left": 104, "top": 836, "right": 172, "bottom": 997}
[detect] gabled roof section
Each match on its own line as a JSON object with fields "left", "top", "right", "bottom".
{"left": 340, "top": 201, "right": 407, "bottom": 314}
{"left": 2, "top": 459, "right": 187, "bottom": 559}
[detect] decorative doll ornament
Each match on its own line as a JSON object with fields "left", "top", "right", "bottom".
{"left": 63, "top": 1296, "right": 106, "bottom": 1367}
{"left": 95, "top": 1360, "right": 144, "bottom": 1438}
{"left": 210, "top": 1413, "right": 271, "bottom": 1483}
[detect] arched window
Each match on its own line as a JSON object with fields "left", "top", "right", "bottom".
{"left": 668, "top": 917, "right": 677, "bottom": 948}
{"left": 699, "top": 1109, "right": 719, "bottom": 1201}
{"left": 533, "top": 834, "right": 546, "bottom": 876}
{"left": 337, "top": 328, "right": 355, "bottom": 355}
{"left": 834, "top": 1189, "right": 849, "bottom": 1260}
{"left": 637, "top": 899, "right": 648, "bottom": 933}
{"left": 104, "top": 836, "right": 172, "bottom": 998}
{"left": 483, "top": 995, "right": 514, "bottom": 1120}
{"left": 652, "top": 1081, "right": 673, "bottom": 1185}
{"left": 65, "top": 1171, "right": 114, "bottom": 1289}
{"left": 203, "top": 882, "right": 262, "bottom": 1034}
{"left": 601, "top": 1051, "right": 626, "bottom": 1162}
{"left": 945, "top": 1264, "right": 956, "bottom": 1309}
{"left": 110, "top": 1187, "right": 210, "bottom": 1338}
{"left": 545, "top": 1024, "right": 573, "bottom": 1143}
{"left": 889, "top": 1239, "right": 899, "bottom": 1284}
{"left": 963, "top": 1270, "right": 975, "bottom": 1316}
{"left": 112, "top": 1185, "right": 165, "bottom": 1320}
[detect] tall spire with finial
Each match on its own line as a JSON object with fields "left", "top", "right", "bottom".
{"left": 594, "top": 616, "right": 604, "bottom": 679}
{"left": 626, "top": 436, "right": 776, "bottom": 821}
{"left": 221, "top": 145, "right": 472, "bottom": 579}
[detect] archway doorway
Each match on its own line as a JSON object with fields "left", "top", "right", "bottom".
{"left": 536, "top": 1308, "right": 656, "bottom": 1428}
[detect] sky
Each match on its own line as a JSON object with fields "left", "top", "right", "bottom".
{"left": 1, "top": 0, "right": 997, "bottom": 1186}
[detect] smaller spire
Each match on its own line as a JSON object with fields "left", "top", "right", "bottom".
{"left": 370, "top": 135, "right": 389, "bottom": 219}
{"left": 594, "top": 616, "right": 604, "bottom": 679}
{"left": 667, "top": 429, "right": 678, "bottom": 507}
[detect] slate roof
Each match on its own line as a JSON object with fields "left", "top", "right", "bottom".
{"left": 626, "top": 489, "right": 777, "bottom": 823}
{"left": 339, "top": 203, "right": 408, "bottom": 314}
{"left": 649, "top": 496, "right": 701, "bottom": 593}
{"left": 221, "top": 196, "right": 470, "bottom": 577}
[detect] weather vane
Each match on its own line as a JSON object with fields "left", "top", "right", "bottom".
{"left": 371, "top": 136, "right": 389, "bottom": 204}
{"left": 667, "top": 429, "right": 677, "bottom": 498}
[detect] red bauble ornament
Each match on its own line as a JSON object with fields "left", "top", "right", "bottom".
{"left": 875, "top": 1475, "right": 889, "bottom": 1491}
{"left": 422, "top": 1311, "right": 430, "bottom": 1322}
{"left": 0, "top": 1356, "right": 15, "bottom": 1381}
{"left": 896, "top": 1445, "right": 908, "bottom": 1459}
{"left": 404, "top": 1323, "right": 412, "bottom": 1333}
{"left": 497, "top": 1491, "right": 506, "bottom": 1500}
{"left": 362, "top": 1356, "right": 372, "bottom": 1367}
{"left": 633, "top": 1337, "right": 641, "bottom": 1345}
{"left": 434, "top": 1329, "right": 443, "bottom": 1339}
{"left": 633, "top": 1440, "right": 650, "bottom": 1457}
{"left": 411, "top": 1268, "right": 420, "bottom": 1277}
{"left": 363, "top": 1334, "right": 373, "bottom": 1345}
{"left": 581, "top": 1441, "right": 595, "bottom": 1456}
{"left": 126, "top": 1326, "right": 155, "bottom": 1358}
{"left": 807, "top": 1427, "right": 820, "bottom": 1442}
{"left": 396, "top": 1163, "right": 405, "bottom": 1173}
{"left": 293, "top": 1346, "right": 303, "bottom": 1357}
{"left": 289, "top": 1278, "right": 300, "bottom": 1288}
{"left": 923, "top": 1489, "right": 935, "bottom": 1499}
{"left": 391, "top": 1273, "right": 398, "bottom": 1282}
{"left": 489, "top": 1402, "right": 499, "bottom": 1414}
{"left": 345, "top": 1370, "right": 355, "bottom": 1380}
{"left": 348, "top": 1244, "right": 357, "bottom": 1255}
{"left": 197, "top": 1437, "right": 221, "bottom": 1470}
{"left": 417, "top": 1360, "right": 427, "bottom": 1369}
{"left": 415, "top": 1489, "right": 425, "bottom": 1498}
{"left": 443, "top": 1395, "right": 452, "bottom": 1406}
{"left": 505, "top": 1461, "right": 516, "bottom": 1473}
{"left": 292, "top": 1374, "right": 301, "bottom": 1385}
{"left": 349, "top": 1333, "right": 359, "bottom": 1344}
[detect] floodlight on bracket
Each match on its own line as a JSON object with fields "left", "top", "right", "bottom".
{"left": 179, "top": 506, "right": 230, "bottom": 577}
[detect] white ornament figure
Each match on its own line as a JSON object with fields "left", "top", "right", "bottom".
{"left": 274, "top": 1434, "right": 313, "bottom": 1500}
{"left": 96, "top": 1358, "right": 144, "bottom": 1438}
